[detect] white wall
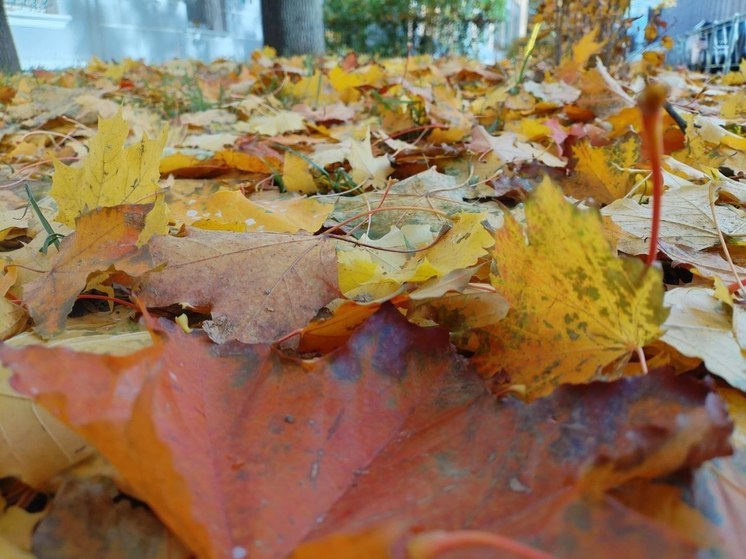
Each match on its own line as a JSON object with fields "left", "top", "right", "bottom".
{"left": 7, "top": 0, "right": 263, "bottom": 69}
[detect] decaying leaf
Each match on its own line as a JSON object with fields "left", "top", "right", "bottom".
{"left": 328, "top": 168, "right": 477, "bottom": 238}
{"left": 32, "top": 476, "right": 190, "bottom": 559}
{"left": 136, "top": 228, "right": 339, "bottom": 343}
{"left": 473, "top": 177, "right": 667, "bottom": 398}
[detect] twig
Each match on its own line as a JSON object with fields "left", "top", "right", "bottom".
{"left": 708, "top": 180, "right": 746, "bottom": 299}
{"left": 408, "top": 529, "right": 557, "bottom": 559}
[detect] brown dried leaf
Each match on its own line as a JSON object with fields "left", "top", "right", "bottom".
{"left": 136, "top": 228, "right": 339, "bottom": 343}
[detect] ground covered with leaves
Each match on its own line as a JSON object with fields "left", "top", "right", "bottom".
{"left": 0, "top": 38, "right": 745, "bottom": 559}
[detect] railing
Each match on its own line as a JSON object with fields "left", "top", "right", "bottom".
{"left": 4, "top": 0, "right": 50, "bottom": 11}
{"left": 685, "top": 15, "right": 746, "bottom": 72}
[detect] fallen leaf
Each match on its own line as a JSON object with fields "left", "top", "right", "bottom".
{"left": 0, "top": 317, "right": 150, "bottom": 489}
{"left": 0, "top": 307, "right": 731, "bottom": 559}
{"left": 347, "top": 129, "right": 393, "bottom": 188}
{"left": 282, "top": 152, "right": 317, "bottom": 194}
{"left": 297, "top": 300, "right": 380, "bottom": 354}
{"left": 23, "top": 205, "right": 153, "bottom": 338}
{"left": 214, "top": 150, "right": 272, "bottom": 173}
{"left": 564, "top": 136, "right": 639, "bottom": 204}
{"left": 557, "top": 27, "right": 605, "bottom": 82}
{"left": 338, "top": 212, "right": 494, "bottom": 301}
{"left": 602, "top": 185, "right": 746, "bottom": 254}
{"left": 50, "top": 113, "right": 167, "bottom": 228}
{"left": 32, "top": 476, "right": 190, "bottom": 559}
{"left": 0, "top": 298, "right": 27, "bottom": 341}
{"left": 193, "top": 190, "right": 333, "bottom": 234}
{"left": 660, "top": 241, "right": 746, "bottom": 284}
{"left": 180, "top": 109, "right": 237, "bottom": 127}
{"left": 179, "top": 133, "right": 238, "bottom": 152}
{"left": 524, "top": 80, "right": 581, "bottom": 105}
{"left": 136, "top": 228, "right": 339, "bottom": 343}
{"left": 470, "top": 126, "right": 566, "bottom": 168}
{"left": 661, "top": 287, "right": 746, "bottom": 391}
{"left": 328, "top": 168, "right": 475, "bottom": 238}
{"left": 246, "top": 111, "right": 306, "bottom": 136}
{"left": 0, "top": 496, "right": 43, "bottom": 559}
{"left": 473, "top": 177, "right": 667, "bottom": 398}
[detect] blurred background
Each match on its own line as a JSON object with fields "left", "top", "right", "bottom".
{"left": 2, "top": 0, "right": 746, "bottom": 70}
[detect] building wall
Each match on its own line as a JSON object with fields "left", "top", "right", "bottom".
{"left": 6, "top": 0, "right": 263, "bottom": 69}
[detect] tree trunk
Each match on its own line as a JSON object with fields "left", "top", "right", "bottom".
{"left": 0, "top": 2, "right": 21, "bottom": 74}
{"left": 261, "top": 0, "right": 325, "bottom": 56}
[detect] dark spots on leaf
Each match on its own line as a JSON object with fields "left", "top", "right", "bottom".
{"left": 330, "top": 353, "right": 362, "bottom": 382}
{"left": 585, "top": 286, "right": 600, "bottom": 301}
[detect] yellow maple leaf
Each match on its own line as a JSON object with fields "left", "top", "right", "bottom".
{"left": 282, "top": 152, "right": 317, "bottom": 193}
{"left": 339, "top": 212, "right": 494, "bottom": 301}
{"left": 329, "top": 65, "right": 385, "bottom": 103}
{"left": 192, "top": 190, "right": 333, "bottom": 234}
{"left": 557, "top": 27, "right": 605, "bottom": 82}
{"left": 565, "top": 136, "right": 639, "bottom": 204}
{"left": 283, "top": 71, "right": 337, "bottom": 106}
{"left": 473, "top": 177, "right": 667, "bottom": 399}
{"left": 50, "top": 112, "right": 167, "bottom": 228}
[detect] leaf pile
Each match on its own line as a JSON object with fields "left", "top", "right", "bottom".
{"left": 0, "top": 44, "right": 744, "bottom": 558}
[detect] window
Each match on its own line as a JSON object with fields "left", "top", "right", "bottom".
{"left": 4, "top": 0, "right": 50, "bottom": 12}
{"left": 185, "top": 0, "right": 226, "bottom": 32}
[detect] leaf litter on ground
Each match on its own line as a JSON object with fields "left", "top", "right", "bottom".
{"left": 0, "top": 39, "right": 745, "bottom": 558}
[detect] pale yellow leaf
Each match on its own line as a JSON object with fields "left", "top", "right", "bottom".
{"left": 662, "top": 287, "right": 746, "bottom": 391}
{"left": 348, "top": 129, "right": 393, "bottom": 187}
{"left": 246, "top": 111, "right": 306, "bottom": 136}
{"left": 602, "top": 185, "right": 746, "bottom": 254}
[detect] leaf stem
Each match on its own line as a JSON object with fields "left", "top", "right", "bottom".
{"left": 75, "top": 294, "right": 139, "bottom": 310}
{"left": 407, "top": 529, "right": 556, "bottom": 559}
{"left": 328, "top": 225, "right": 448, "bottom": 253}
{"left": 638, "top": 84, "right": 667, "bottom": 267}
{"left": 324, "top": 205, "right": 451, "bottom": 237}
